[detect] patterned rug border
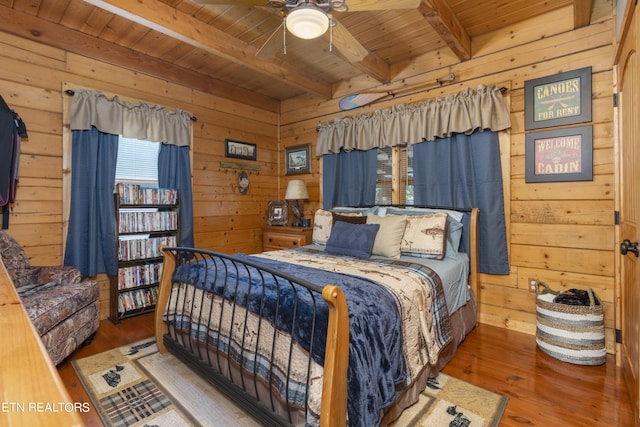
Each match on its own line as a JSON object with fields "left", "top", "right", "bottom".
{"left": 72, "top": 338, "right": 198, "bottom": 427}
{"left": 74, "top": 338, "right": 508, "bottom": 427}
{"left": 132, "top": 348, "right": 202, "bottom": 426}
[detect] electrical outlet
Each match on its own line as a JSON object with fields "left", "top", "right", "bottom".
{"left": 528, "top": 279, "right": 538, "bottom": 293}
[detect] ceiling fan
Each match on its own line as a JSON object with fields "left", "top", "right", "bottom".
{"left": 192, "top": 0, "right": 421, "bottom": 57}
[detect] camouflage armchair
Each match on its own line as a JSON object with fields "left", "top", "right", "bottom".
{"left": 0, "top": 231, "right": 99, "bottom": 365}
{"left": 0, "top": 231, "right": 80, "bottom": 288}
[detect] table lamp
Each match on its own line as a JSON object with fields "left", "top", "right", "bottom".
{"left": 285, "top": 179, "right": 309, "bottom": 227}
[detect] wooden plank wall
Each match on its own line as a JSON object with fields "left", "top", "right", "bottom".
{"left": 0, "top": 2, "right": 619, "bottom": 353}
{"left": 280, "top": 4, "right": 618, "bottom": 352}
{"left": 0, "top": 31, "right": 281, "bottom": 319}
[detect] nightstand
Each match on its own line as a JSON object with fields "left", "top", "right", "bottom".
{"left": 263, "top": 226, "right": 312, "bottom": 251}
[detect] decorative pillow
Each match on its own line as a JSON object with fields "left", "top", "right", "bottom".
{"left": 387, "top": 206, "right": 464, "bottom": 223}
{"left": 444, "top": 218, "right": 463, "bottom": 259}
{"left": 331, "top": 206, "right": 377, "bottom": 215}
{"left": 388, "top": 207, "right": 464, "bottom": 259}
{"left": 325, "top": 222, "right": 380, "bottom": 259}
{"left": 331, "top": 212, "right": 367, "bottom": 226}
{"left": 400, "top": 213, "right": 448, "bottom": 260}
{"left": 312, "top": 209, "right": 333, "bottom": 245}
{"left": 366, "top": 213, "right": 407, "bottom": 258}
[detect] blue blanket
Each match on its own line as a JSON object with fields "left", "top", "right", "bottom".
{"left": 172, "top": 253, "right": 405, "bottom": 427}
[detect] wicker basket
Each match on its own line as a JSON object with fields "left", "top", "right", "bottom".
{"left": 535, "top": 283, "right": 605, "bottom": 365}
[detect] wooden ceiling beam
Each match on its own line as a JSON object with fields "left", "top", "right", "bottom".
{"left": 83, "top": 0, "right": 333, "bottom": 99}
{"left": 573, "top": 0, "right": 592, "bottom": 28}
{"left": 0, "top": 5, "right": 280, "bottom": 112}
{"left": 418, "top": 0, "right": 471, "bottom": 61}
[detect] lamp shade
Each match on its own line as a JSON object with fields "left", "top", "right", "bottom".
{"left": 285, "top": 180, "right": 309, "bottom": 200}
{"left": 286, "top": 4, "right": 330, "bottom": 40}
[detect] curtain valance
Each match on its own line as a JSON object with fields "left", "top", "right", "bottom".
{"left": 70, "top": 89, "right": 192, "bottom": 146}
{"left": 316, "top": 84, "right": 510, "bottom": 155}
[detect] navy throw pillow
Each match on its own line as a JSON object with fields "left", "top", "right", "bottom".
{"left": 325, "top": 221, "right": 380, "bottom": 259}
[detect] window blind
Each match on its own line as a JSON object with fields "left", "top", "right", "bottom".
{"left": 376, "top": 147, "right": 392, "bottom": 204}
{"left": 115, "top": 136, "right": 160, "bottom": 185}
{"left": 376, "top": 145, "right": 414, "bottom": 205}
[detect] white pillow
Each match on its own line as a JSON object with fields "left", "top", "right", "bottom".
{"left": 312, "top": 210, "right": 333, "bottom": 245}
{"left": 400, "top": 213, "right": 448, "bottom": 260}
{"left": 366, "top": 213, "right": 407, "bottom": 258}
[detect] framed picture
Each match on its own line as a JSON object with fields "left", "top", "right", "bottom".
{"left": 225, "top": 139, "right": 257, "bottom": 161}
{"left": 525, "top": 126, "right": 593, "bottom": 183}
{"left": 524, "top": 67, "right": 592, "bottom": 130}
{"left": 267, "top": 200, "right": 288, "bottom": 226}
{"left": 285, "top": 144, "right": 311, "bottom": 175}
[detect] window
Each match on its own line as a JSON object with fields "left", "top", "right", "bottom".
{"left": 375, "top": 145, "right": 414, "bottom": 205}
{"left": 115, "top": 136, "right": 160, "bottom": 186}
{"left": 376, "top": 148, "right": 392, "bottom": 204}
{"left": 403, "top": 145, "right": 414, "bottom": 204}
{"left": 115, "top": 137, "right": 161, "bottom": 237}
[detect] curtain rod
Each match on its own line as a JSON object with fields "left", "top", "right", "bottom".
{"left": 64, "top": 89, "right": 197, "bottom": 121}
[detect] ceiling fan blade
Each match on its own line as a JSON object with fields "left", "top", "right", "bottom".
{"left": 191, "top": 0, "right": 265, "bottom": 5}
{"left": 329, "top": 19, "right": 369, "bottom": 62}
{"left": 345, "top": 0, "right": 421, "bottom": 12}
{"left": 256, "top": 24, "right": 285, "bottom": 58}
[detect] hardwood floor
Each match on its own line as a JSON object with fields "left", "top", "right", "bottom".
{"left": 57, "top": 314, "right": 634, "bottom": 426}
{"left": 442, "top": 324, "right": 634, "bottom": 427}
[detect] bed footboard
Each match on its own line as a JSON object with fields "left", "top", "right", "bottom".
{"left": 154, "top": 247, "right": 348, "bottom": 427}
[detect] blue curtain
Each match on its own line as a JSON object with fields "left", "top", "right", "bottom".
{"left": 158, "top": 143, "right": 194, "bottom": 247}
{"left": 322, "top": 149, "right": 377, "bottom": 209}
{"left": 64, "top": 128, "right": 118, "bottom": 276}
{"left": 413, "top": 131, "right": 509, "bottom": 275}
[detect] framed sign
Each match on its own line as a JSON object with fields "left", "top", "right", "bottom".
{"left": 285, "top": 144, "right": 311, "bottom": 175}
{"left": 225, "top": 139, "right": 257, "bottom": 161}
{"left": 267, "top": 200, "right": 288, "bottom": 226}
{"left": 524, "top": 67, "right": 592, "bottom": 130}
{"left": 525, "top": 126, "right": 593, "bottom": 183}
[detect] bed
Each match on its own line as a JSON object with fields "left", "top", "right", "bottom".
{"left": 154, "top": 206, "right": 479, "bottom": 426}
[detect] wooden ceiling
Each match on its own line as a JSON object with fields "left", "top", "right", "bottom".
{"left": 0, "top": 0, "right": 593, "bottom": 109}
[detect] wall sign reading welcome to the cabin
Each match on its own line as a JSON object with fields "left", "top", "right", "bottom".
{"left": 525, "top": 125, "right": 593, "bottom": 183}
{"left": 524, "top": 67, "right": 592, "bottom": 130}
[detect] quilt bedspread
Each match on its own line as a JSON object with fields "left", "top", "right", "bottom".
{"left": 255, "top": 248, "right": 454, "bottom": 381}
{"left": 165, "top": 249, "right": 453, "bottom": 426}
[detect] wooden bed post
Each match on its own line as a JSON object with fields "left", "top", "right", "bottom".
{"left": 469, "top": 208, "right": 480, "bottom": 322}
{"left": 155, "top": 246, "right": 175, "bottom": 353}
{"left": 320, "top": 284, "right": 349, "bottom": 427}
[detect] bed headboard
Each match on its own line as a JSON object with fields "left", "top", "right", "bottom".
{"left": 352, "top": 204, "right": 474, "bottom": 254}
{"left": 350, "top": 204, "right": 479, "bottom": 313}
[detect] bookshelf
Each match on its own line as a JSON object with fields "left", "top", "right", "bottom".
{"left": 109, "top": 183, "right": 179, "bottom": 324}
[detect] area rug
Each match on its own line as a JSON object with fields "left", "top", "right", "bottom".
{"left": 73, "top": 338, "right": 507, "bottom": 426}
{"left": 390, "top": 374, "right": 508, "bottom": 427}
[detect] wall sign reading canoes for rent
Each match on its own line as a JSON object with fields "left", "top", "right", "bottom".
{"left": 524, "top": 67, "right": 592, "bottom": 130}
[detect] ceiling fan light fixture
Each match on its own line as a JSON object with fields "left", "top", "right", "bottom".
{"left": 286, "top": 3, "right": 330, "bottom": 39}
